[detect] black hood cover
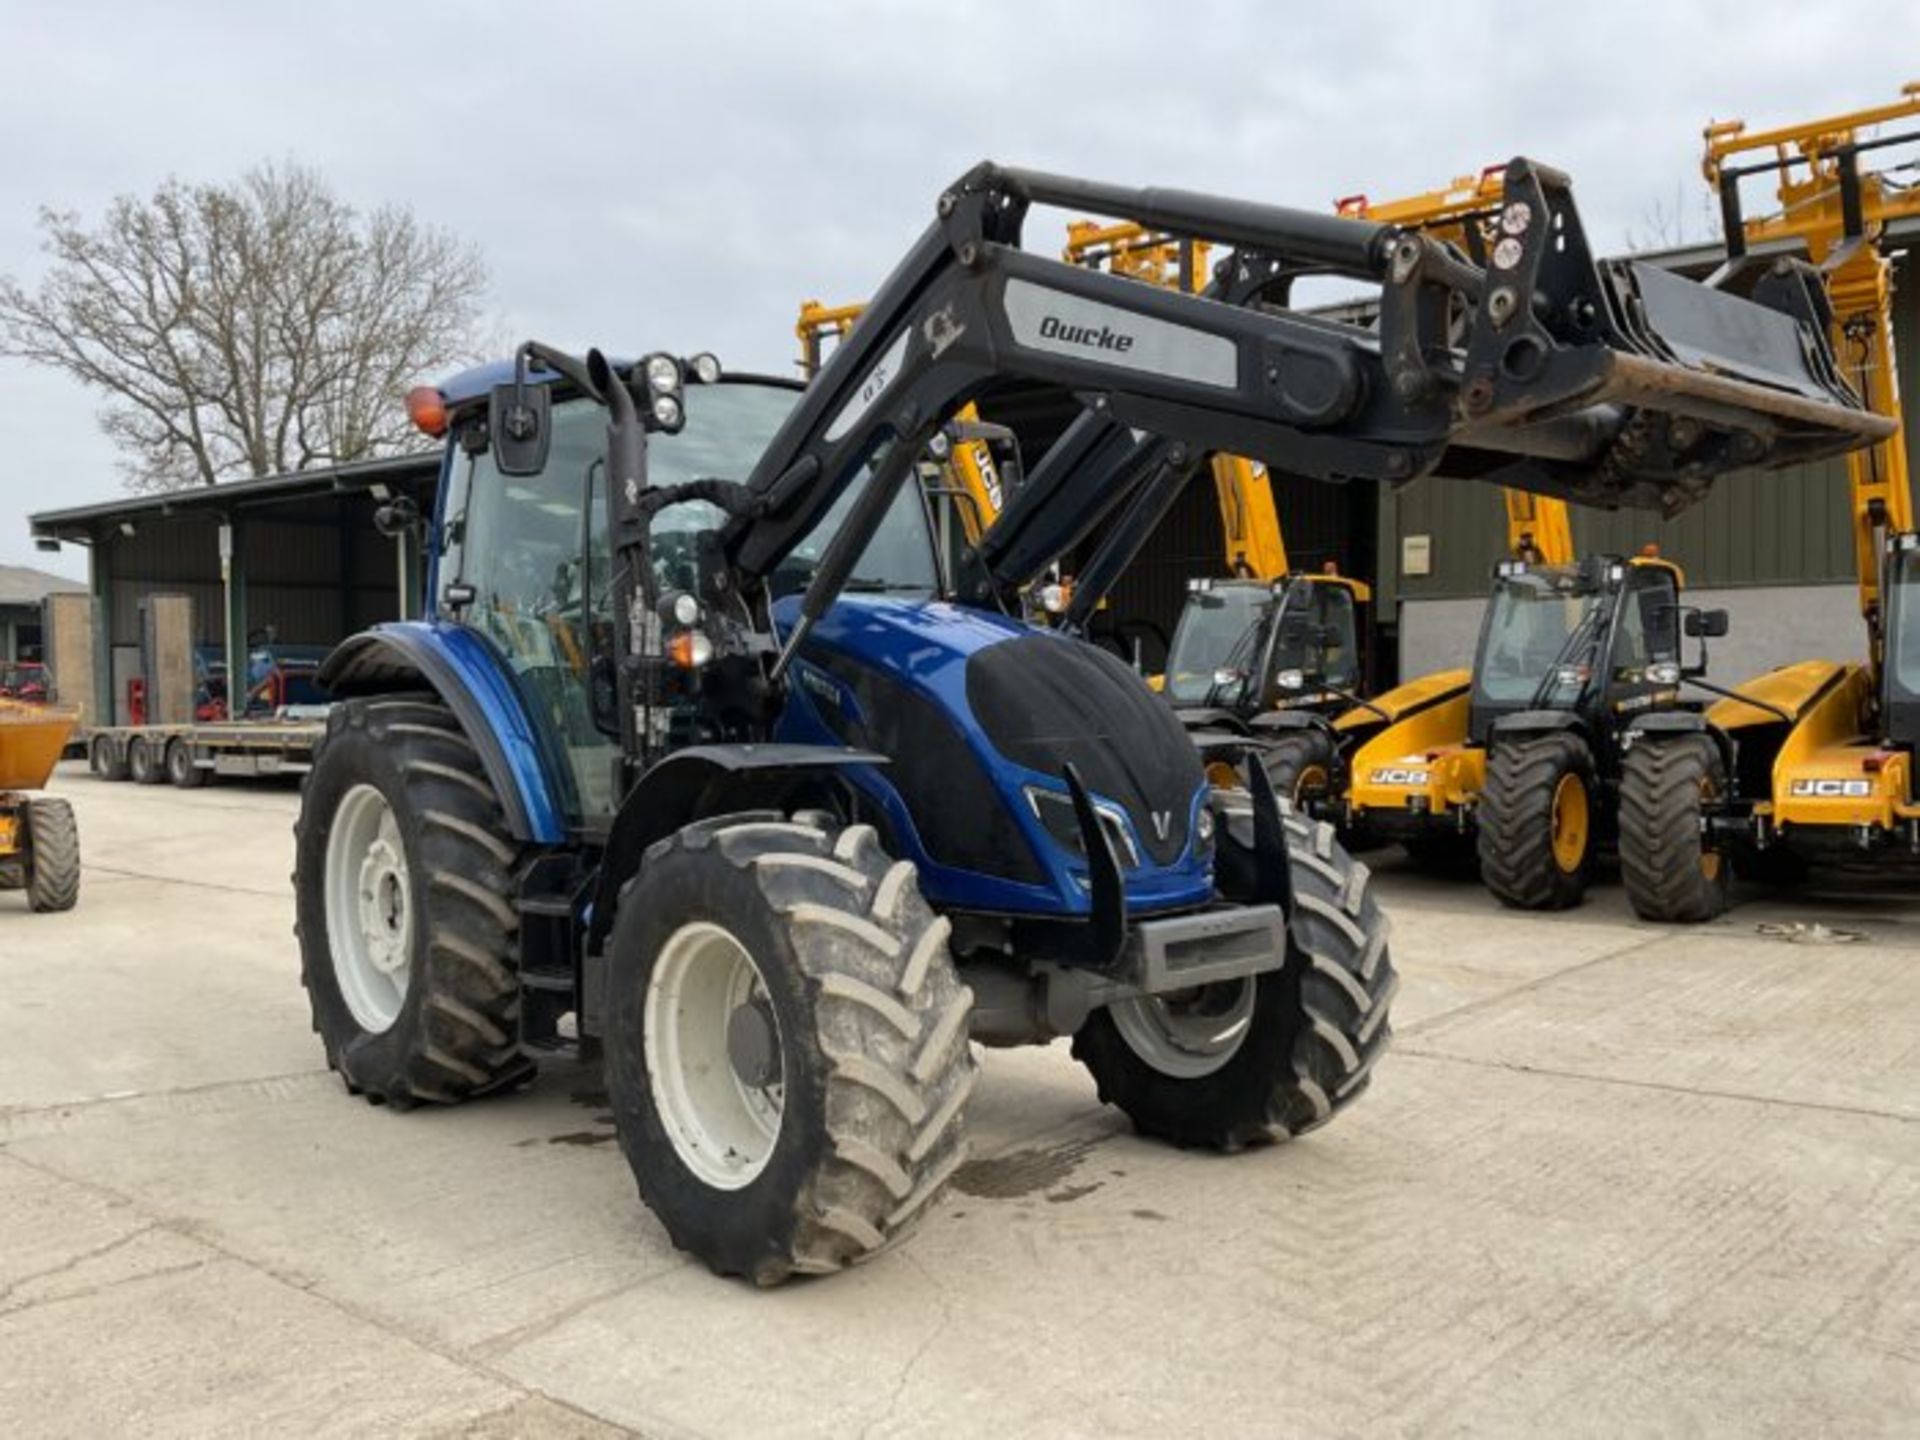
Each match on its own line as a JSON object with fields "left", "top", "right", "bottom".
{"left": 967, "top": 633, "right": 1203, "bottom": 863}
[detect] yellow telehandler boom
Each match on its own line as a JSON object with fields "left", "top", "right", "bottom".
{"left": 1703, "top": 84, "right": 1918, "bottom": 663}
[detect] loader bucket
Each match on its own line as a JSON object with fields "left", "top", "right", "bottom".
{"left": 0, "top": 700, "right": 77, "bottom": 792}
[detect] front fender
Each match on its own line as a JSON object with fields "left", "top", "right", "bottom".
{"left": 1490, "top": 709, "right": 1587, "bottom": 742}
{"left": 321, "top": 624, "right": 571, "bottom": 843}
{"left": 587, "top": 744, "right": 888, "bottom": 953}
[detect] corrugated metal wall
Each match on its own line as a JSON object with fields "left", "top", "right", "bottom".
{"left": 1385, "top": 249, "right": 1917, "bottom": 601}
{"left": 100, "top": 493, "right": 409, "bottom": 647}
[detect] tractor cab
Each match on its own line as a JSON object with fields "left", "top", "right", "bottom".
{"left": 1161, "top": 574, "right": 1364, "bottom": 721}
{"left": 1468, "top": 553, "right": 1687, "bottom": 751}
{"left": 1888, "top": 532, "right": 1920, "bottom": 752}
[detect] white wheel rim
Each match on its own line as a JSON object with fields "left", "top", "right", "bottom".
{"left": 1109, "top": 980, "right": 1256, "bottom": 1079}
{"left": 645, "top": 921, "right": 785, "bottom": 1190}
{"left": 325, "top": 784, "right": 414, "bottom": 1033}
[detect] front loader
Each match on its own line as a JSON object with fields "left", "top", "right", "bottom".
{"left": 293, "top": 158, "right": 1882, "bottom": 1284}
{"left": 1619, "top": 89, "right": 1920, "bottom": 919}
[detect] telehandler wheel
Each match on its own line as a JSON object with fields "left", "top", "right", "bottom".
{"left": 24, "top": 797, "right": 81, "bottom": 913}
{"left": 1477, "top": 732, "right": 1596, "bottom": 910}
{"left": 294, "top": 696, "right": 533, "bottom": 1109}
{"left": 127, "top": 735, "right": 165, "bottom": 785}
{"left": 90, "top": 736, "right": 129, "bottom": 782}
{"left": 165, "top": 738, "right": 208, "bottom": 789}
{"left": 1618, "top": 734, "right": 1731, "bottom": 923}
{"left": 1074, "top": 793, "right": 1396, "bottom": 1150}
{"left": 1252, "top": 731, "right": 1336, "bottom": 812}
{"left": 605, "top": 814, "right": 976, "bottom": 1286}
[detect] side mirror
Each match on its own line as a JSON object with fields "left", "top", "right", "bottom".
{"left": 1686, "top": 608, "right": 1730, "bottom": 639}
{"left": 490, "top": 381, "right": 551, "bottom": 477}
{"left": 373, "top": 495, "right": 420, "bottom": 539}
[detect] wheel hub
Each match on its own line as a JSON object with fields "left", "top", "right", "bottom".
{"left": 324, "top": 784, "right": 415, "bottom": 1033}
{"left": 1109, "top": 979, "right": 1256, "bottom": 1079}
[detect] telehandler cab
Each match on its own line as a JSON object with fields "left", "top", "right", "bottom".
{"left": 296, "top": 158, "right": 1884, "bottom": 1283}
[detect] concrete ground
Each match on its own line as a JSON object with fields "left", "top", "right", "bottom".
{"left": 3, "top": 764, "right": 1917, "bottom": 1438}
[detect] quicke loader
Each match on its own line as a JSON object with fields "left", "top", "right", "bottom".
{"left": 296, "top": 159, "right": 1885, "bottom": 1282}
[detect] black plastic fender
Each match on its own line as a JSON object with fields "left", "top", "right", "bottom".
{"left": 586, "top": 743, "right": 888, "bottom": 954}
{"left": 1624, "top": 710, "right": 1736, "bottom": 777}
{"left": 1489, "top": 709, "right": 1588, "bottom": 743}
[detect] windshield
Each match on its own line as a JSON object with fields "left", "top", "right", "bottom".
{"left": 769, "top": 470, "right": 941, "bottom": 601}
{"left": 1893, "top": 544, "right": 1920, "bottom": 700}
{"left": 1164, "top": 586, "right": 1267, "bottom": 704}
{"left": 1474, "top": 568, "right": 1609, "bottom": 707}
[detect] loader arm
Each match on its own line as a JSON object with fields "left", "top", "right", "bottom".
{"left": 730, "top": 158, "right": 1890, "bottom": 654}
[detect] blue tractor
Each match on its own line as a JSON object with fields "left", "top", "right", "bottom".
{"left": 296, "top": 160, "right": 1886, "bottom": 1282}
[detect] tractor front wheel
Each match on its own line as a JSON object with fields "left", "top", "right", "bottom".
{"left": 1618, "top": 734, "right": 1731, "bottom": 923}
{"left": 606, "top": 814, "right": 976, "bottom": 1285}
{"left": 1252, "top": 731, "right": 1336, "bottom": 813}
{"left": 1074, "top": 793, "right": 1396, "bottom": 1149}
{"left": 1477, "top": 732, "right": 1596, "bottom": 910}
{"left": 294, "top": 696, "right": 532, "bottom": 1108}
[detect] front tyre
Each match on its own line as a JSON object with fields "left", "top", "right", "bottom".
{"left": 1477, "top": 732, "right": 1596, "bottom": 910}
{"left": 1253, "top": 731, "right": 1336, "bottom": 812}
{"left": 1073, "top": 795, "right": 1396, "bottom": 1149}
{"left": 1618, "top": 734, "right": 1731, "bottom": 923}
{"left": 24, "top": 798, "right": 80, "bottom": 913}
{"left": 606, "top": 815, "right": 976, "bottom": 1286}
{"left": 294, "top": 697, "right": 532, "bottom": 1108}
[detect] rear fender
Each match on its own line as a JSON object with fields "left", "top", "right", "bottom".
{"left": 321, "top": 624, "right": 571, "bottom": 843}
{"left": 586, "top": 744, "right": 888, "bottom": 954}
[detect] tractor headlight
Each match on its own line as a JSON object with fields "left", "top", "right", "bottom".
{"left": 688, "top": 352, "right": 723, "bottom": 384}
{"left": 1647, "top": 660, "right": 1681, "bottom": 685}
{"left": 1023, "top": 785, "right": 1140, "bottom": 869}
{"left": 651, "top": 394, "right": 684, "bottom": 430}
{"left": 1194, "top": 804, "right": 1216, "bottom": 852}
{"left": 1039, "top": 583, "right": 1069, "bottom": 615}
{"left": 670, "top": 592, "right": 701, "bottom": 626}
{"left": 644, "top": 355, "right": 681, "bottom": 392}
{"left": 1275, "top": 668, "right": 1306, "bottom": 691}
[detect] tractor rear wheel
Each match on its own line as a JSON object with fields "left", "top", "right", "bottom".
{"left": 605, "top": 814, "right": 976, "bottom": 1285}
{"left": 90, "top": 736, "right": 128, "bottom": 782}
{"left": 295, "top": 696, "right": 533, "bottom": 1108}
{"left": 127, "top": 735, "right": 165, "bottom": 785}
{"left": 1619, "top": 734, "right": 1731, "bottom": 923}
{"left": 24, "top": 798, "right": 80, "bottom": 913}
{"left": 1252, "top": 731, "right": 1336, "bottom": 813}
{"left": 1477, "top": 732, "right": 1596, "bottom": 910}
{"left": 1074, "top": 792, "right": 1395, "bottom": 1149}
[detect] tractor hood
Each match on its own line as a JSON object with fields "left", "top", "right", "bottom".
{"left": 772, "top": 595, "right": 1212, "bottom": 915}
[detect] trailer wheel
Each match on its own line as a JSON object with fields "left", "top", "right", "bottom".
{"left": 90, "top": 736, "right": 129, "bottom": 782}
{"left": 1476, "top": 732, "right": 1596, "bottom": 910}
{"left": 1074, "top": 793, "right": 1395, "bottom": 1149}
{"left": 165, "top": 738, "right": 208, "bottom": 789}
{"left": 24, "top": 798, "right": 81, "bottom": 913}
{"left": 1618, "top": 734, "right": 1730, "bottom": 923}
{"left": 294, "top": 697, "right": 533, "bottom": 1108}
{"left": 605, "top": 814, "right": 976, "bottom": 1285}
{"left": 127, "top": 735, "right": 165, "bottom": 786}
{"left": 1252, "top": 731, "right": 1336, "bottom": 811}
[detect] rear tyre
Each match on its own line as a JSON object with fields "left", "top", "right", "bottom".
{"left": 24, "top": 798, "right": 80, "bottom": 913}
{"left": 1477, "top": 732, "right": 1596, "bottom": 910}
{"left": 90, "top": 736, "right": 129, "bottom": 782}
{"left": 1074, "top": 793, "right": 1396, "bottom": 1149}
{"left": 166, "top": 738, "right": 208, "bottom": 789}
{"left": 127, "top": 736, "right": 165, "bottom": 786}
{"left": 295, "top": 696, "right": 533, "bottom": 1108}
{"left": 1619, "top": 734, "right": 1731, "bottom": 923}
{"left": 1252, "top": 731, "right": 1336, "bottom": 814}
{"left": 606, "top": 814, "right": 976, "bottom": 1285}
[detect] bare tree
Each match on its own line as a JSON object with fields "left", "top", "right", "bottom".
{"left": 0, "top": 163, "right": 486, "bottom": 491}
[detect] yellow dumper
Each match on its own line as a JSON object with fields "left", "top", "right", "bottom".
{"left": 0, "top": 698, "right": 80, "bottom": 912}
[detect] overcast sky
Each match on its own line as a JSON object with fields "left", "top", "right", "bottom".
{"left": 2, "top": 0, "right": 1913, "bottom": 577}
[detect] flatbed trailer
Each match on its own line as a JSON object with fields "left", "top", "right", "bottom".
{"left": 83, "top": 716, "right": 326, "bottom": 788}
